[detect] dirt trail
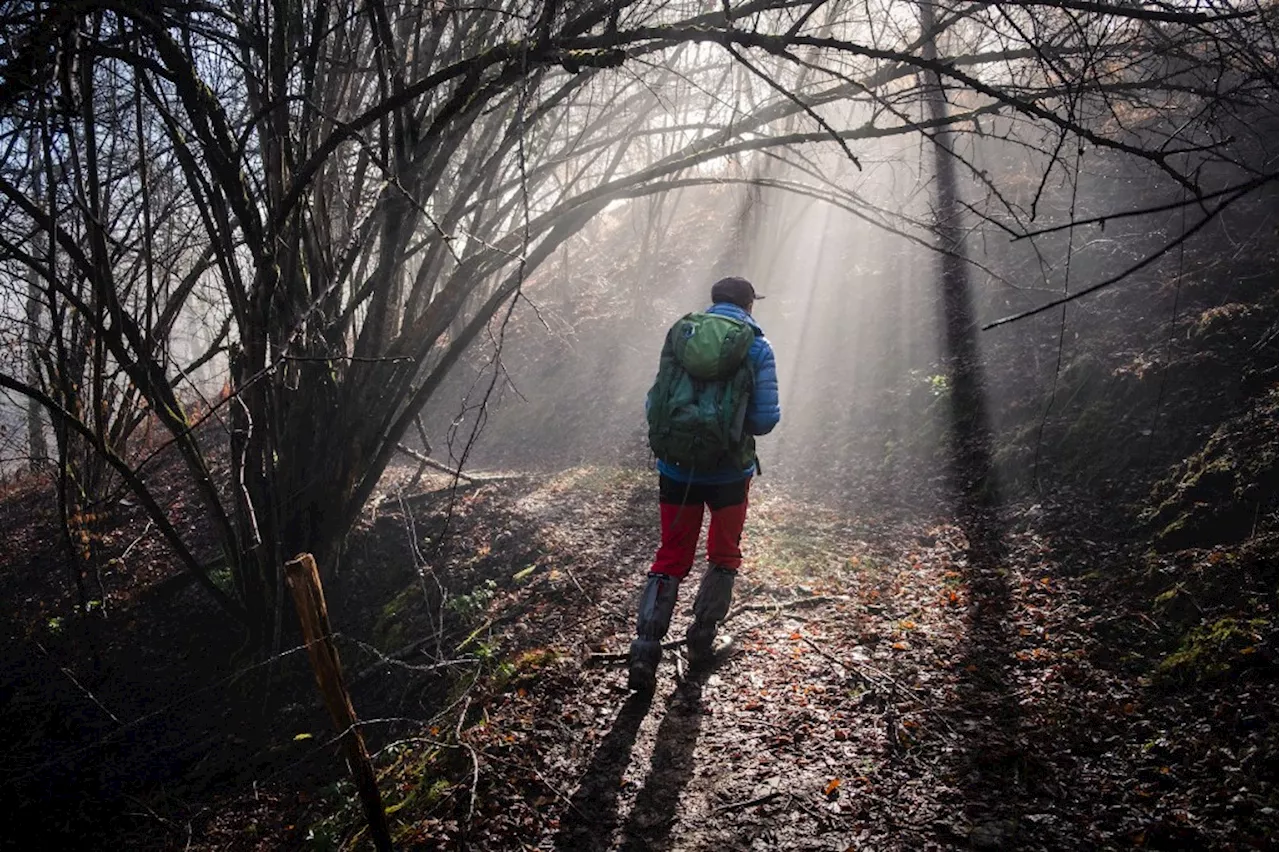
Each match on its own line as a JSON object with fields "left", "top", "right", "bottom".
{"left": 1, "top": 467, "right": 1272, "bottom": 851}
{"left": 405, "top": 470, "right": 1272, "bottom": 852}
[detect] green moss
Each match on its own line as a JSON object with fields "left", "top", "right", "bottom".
{"left": 1145, "top": 390, "right": 1278, "bottom": 549}
{"left": 1155, "top": 514, "right": 1191, "bottom": 545}
{"left": 373, "top": 587, "right": 420, "bottom": 649}
{"left": 492, "top": 646, "right": 561, "bottom": 693}
{"left": 1154, "top": 617, "right": 1268, "bottom": 686}
{"left": 387, "top": 776, "right": 451, "bottom": 820}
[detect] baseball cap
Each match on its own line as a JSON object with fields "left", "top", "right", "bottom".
{"left": 710, "top": 276, "right": 764, "bottom": 308}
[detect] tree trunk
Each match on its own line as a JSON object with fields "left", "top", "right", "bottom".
{"left": 920, "top": 0, "right": 997, "bottom": 511}
{"left": 25, "top": 128, "right": 48, "bottom": 471}
{"left": 25, "top": 271, "right": 48, "bottom": 470}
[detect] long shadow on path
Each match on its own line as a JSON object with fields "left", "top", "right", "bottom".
{"left": 552, "top": 668, "right": 711, "bottom": 852}
{"left": 620, "top": 672, "right": 708, "bottom": 852}
{"left": 950, "top": 498, "right": 1019, "bottom": 846}
{"left": 925, "top": 87, "right": 1023, "bottom": 845}
{"left": 552, "top": 689, "right": 653, "bottom": 852}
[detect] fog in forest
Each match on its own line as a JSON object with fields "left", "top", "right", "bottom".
{"left": 424, "top": 120, "right": 1236, "bottom": 509}
{"left": 0, "top": 0, "right": 1270, "bottom": 520}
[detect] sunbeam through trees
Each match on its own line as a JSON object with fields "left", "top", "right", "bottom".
{"left": 0, "top": 0, "right": 1272, "bottom": 648}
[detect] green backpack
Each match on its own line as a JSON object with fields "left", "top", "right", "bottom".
{"left": 647, "top": 312, "right": 757, "bottom": 471}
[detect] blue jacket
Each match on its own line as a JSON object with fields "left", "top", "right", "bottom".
{"left": 655, "top": 302, "right": 781, "bottom": 484}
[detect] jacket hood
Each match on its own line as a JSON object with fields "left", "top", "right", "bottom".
{"left": 706, "top": 301, "right": 762, "bottom": 333}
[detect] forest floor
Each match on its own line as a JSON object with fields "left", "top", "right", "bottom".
{"left": 1, "top": 462, "right": 1274, "bottom": 852}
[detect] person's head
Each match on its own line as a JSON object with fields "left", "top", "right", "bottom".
{"left": 710, "top": 276, "right": 763, "bottom": 314}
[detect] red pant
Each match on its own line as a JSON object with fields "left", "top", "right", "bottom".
{"left": 650, "top": 475, "right": 751, "bottom": 578}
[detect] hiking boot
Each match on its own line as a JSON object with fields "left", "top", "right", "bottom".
{"left": 686, "top": 564, "right": 736, "bottom": 669}
{"left": 627, "top": 573, "right": 679, "bottom": 691}
{"left": 627, "top": 653, "right": 658, "bottom": 693}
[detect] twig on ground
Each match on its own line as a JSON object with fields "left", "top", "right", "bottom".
{"left": 561, "top": 564, "right": 589, "bottom": 599}
{"left": 799, "top": 635, "right": 876, "bottom": 688}
{"left": 588, "top": 637, "right": 686, "bottom": 665}
{"left": 724, "top": 594, "right": 844, "bottom": 624}
{"left": 713, "top": 790, "right": 786, "bottom": 814}
{"left": 397, "top": 474, "right": 526, "bottom": 509}
{"left": 100, "top": 518, "right": 155, "bottom": 618}
{"left": 588, "top": 596, "right": 843, "bottom": 664}
{"left": 117, "top": 519, "right": 154, "bottom": 563}
{"left": 457, "top": 696, "right": 480, "bottom": 836}
{"left": 123, "top": 793, "right": 179, "bottom": 831}
{"left": 395, "top": 443, "right": 475, "bottom": 483}
{"left": 483, "top": 747, "right": 588, "bottom": 823}
{"left": 798, "top": 636, "right": 959, "bottom": 737}
{"left": 799, "top": 636, "right": 912, "bottom": 696}
{"left": 790, "top": 791, "right": 848, "bottom": 824}
{"left": 34, "top": 640, "right": 122, "bottom": 725}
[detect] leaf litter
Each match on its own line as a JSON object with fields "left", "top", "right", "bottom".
{"left": 323, "top": 470, "right": 1275, "bottom": 851}
{"left": 1, "top": 465, "right": 1273, "bottom": 851}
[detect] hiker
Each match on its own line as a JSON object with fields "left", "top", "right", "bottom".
{"left": 629, "top": 276, "right": 781, "bottom": 692}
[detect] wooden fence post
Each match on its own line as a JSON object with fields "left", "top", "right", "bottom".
{"left": 284, "top": 553, "right": 394, "bottom": 852}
